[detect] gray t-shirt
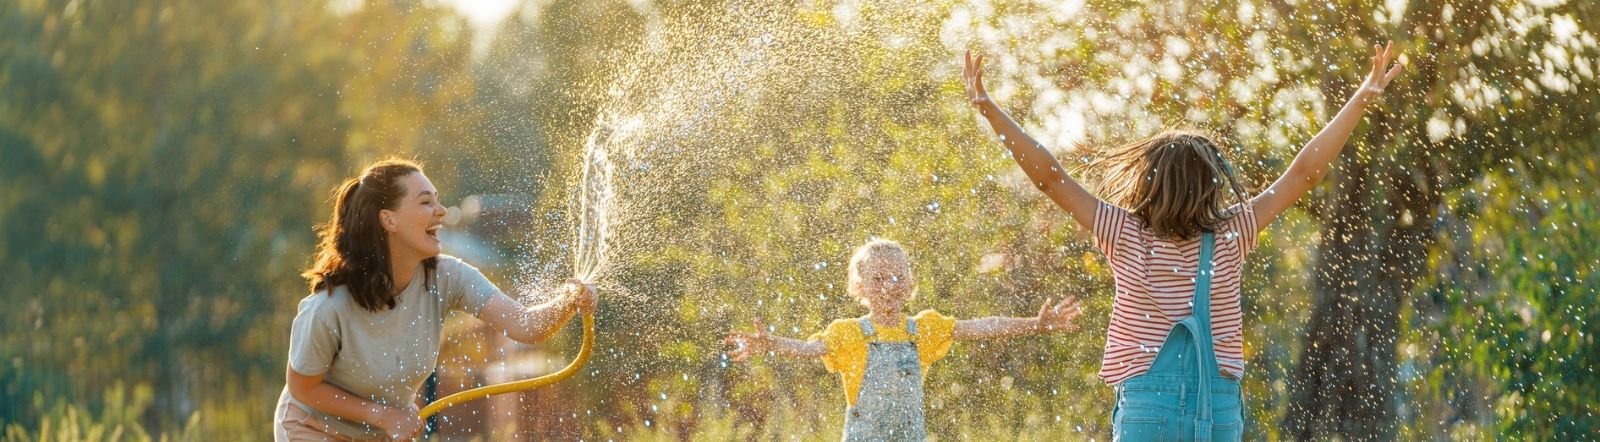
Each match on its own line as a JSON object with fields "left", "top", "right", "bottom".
{"left": 277, "top": 254, "right": 500, "bottom": 438}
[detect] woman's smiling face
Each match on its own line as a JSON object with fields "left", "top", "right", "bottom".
{"left": 383, "top": 172, "right": 447, "bottom": 261}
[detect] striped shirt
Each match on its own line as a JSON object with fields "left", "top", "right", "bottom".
{"left": 1092, "top": 201, "right": 1258, "bottom": 385}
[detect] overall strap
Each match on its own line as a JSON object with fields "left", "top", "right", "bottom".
{"left": 859, "top": 317, "right": 917, "bottom": 342}
{"left": 857, "top": 317, "right": 921, "bottom": 341}
{"left": 1192, "top": 232, "right": 1218, "bottom": 440}
{"left": 1193, "top": 232, "right": 1217, "bottom": 355}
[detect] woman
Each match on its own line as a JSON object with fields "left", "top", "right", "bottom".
{"left": 275, "top": 159, "right": 595, "bottom": 441}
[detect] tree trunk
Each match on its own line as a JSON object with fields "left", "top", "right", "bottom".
{"left": 1281, "top": 143, "right": 1392, "bottom": 440}
{"left": 1282, "top": 105, "right": 1442, "bottom": 439}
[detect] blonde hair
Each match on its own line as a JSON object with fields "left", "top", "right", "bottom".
{"left": 1087, "top": 129, "right": 1250, "bottom": 240}
{"left": 845, "top": 239, "right": 916, "bottom": 305}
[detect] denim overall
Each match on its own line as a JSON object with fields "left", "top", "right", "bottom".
{"left": 842, "top": 317, "right": 926, "bottom": 442}
{"left": 1112, "top": 233, "right": 1244, "bottom": 441}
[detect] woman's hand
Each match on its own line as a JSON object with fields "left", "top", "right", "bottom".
{"left": 963, "top": 50, "right": 993, "bottom": 108}
{"left": 376, "top": 404, "right": 423, "bottom": 441}
{"left": 1034, "top": 297, "right": 1083, "bottom": 333}
{"left": 724, "top": 318, "right": 772, "bottom": 362}
{"left": 562, "top": 278, "right": 597, "bottom": 315}
{"left": 1357, "top": 41, "right": 1404, "bottom": 101}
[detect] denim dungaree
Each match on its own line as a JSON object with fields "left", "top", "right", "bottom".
{"left": 842, "top": 317, "right": 926, "bottom": 442}
{"left": 1112, "top": 233, "right": 1244, "bottom": 441}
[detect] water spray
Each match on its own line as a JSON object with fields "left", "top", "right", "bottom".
{"left": 418, "top": 128, "right": 616, "bottom": 420}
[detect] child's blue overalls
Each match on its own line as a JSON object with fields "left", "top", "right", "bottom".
{"left": 1112, "top": 233, "right": 1245, "bottom": 441}
{"left": 841, "top": 317, "right": 926, "bottom": 442}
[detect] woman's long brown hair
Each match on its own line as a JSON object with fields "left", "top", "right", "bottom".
{"left": 302, "top": 159, "right": 436, "bottom": 312}
{"left": 1087, "top": 130, "right": 1250, "bottom": 241}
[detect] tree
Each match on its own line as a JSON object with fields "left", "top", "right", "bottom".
{"left": 0, "top": 1, "right": 347, "bottom": 434}
{"left": 1, "top": 0, "right": 497, "bottom": 435}
{"left": 1281, "top": 1, "right": 1599, "bottom": 438}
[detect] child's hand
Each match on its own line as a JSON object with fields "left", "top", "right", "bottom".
{"left": 963, "top": 50, "right": 993, "bottom": 108}
{"left": 1358, "top": 41, "right": 1404, "bottom": 101}
{"left": 724, "top": 318, "right": 771, "bottom": 362}
{"left": 1035, "top": 297, "right": 1083, "bottom": 333}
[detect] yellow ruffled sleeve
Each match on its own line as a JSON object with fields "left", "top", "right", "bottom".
{"left": 913, "top": 309, "right": 958, "bottom": 366}
{"left": 811, "top": 319, "right": 866, "bottom": 374}
{"left": 811, "top": 319, "right": 870, "bottom": 407}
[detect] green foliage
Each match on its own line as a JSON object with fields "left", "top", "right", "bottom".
{"left": 2, "top": 383, "right": 199, "bottom": 442}
{"left": 0, "top": 0, "right": 345, "bottom": 432}
{"left": 0, "top": 0, "right": 515, "bottom": 437}
{"left": 1403, "top": 150, "right": 1600, "bottom": 440}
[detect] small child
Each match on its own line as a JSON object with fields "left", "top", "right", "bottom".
{"left": 962, "top": 41, "right": 1403, "bottom": 440}
{"left": 725, "top": 239, "right": 1081, "bottom": 441}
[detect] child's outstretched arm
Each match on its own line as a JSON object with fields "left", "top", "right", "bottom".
{"left": 952, "top": 297, "right": 1082, "bottom": 340}
{"left": 1253, "top": 41, "right": 1405, "bottom": 226}
{"left": 964, "top": 51, "right": 1098, "bottom": 229}
{"left": 725, "top": 318, "right": 827, "bottom": 361}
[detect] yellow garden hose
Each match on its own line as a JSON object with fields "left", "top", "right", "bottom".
{"left": 418, "top": 313, "right": 596, "bottom": 419}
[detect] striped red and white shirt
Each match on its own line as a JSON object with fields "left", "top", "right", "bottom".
{"left": 1092, "top": 201, "right": 1259, "bottom": 385}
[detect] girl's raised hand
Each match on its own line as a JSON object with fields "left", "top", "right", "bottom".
{"left": 724, "top": 318, "right": 771, "bottom": 362}
{"left": 1359, "top": 41, "right": 1405, "bottom": 99}
{"left": 1035, "top": 297, "right": 1083, "bottom": 333}
{"left": 963, "top": 50, "right": 993, "bottom": 107}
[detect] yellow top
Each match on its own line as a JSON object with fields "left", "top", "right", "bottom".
{"left": 809, "top": 309, "right": 958, "bottom": 407}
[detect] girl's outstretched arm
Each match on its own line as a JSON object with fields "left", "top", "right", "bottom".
{"left": 725, "top": 318, "right": 827, "bottom": 361}
{"left": 965, "top": 50, "right": 1099, "bottom": 229}
{"left": 952, "top": 297, "right": 1082, "bottom": 340}
{"left": 1253, "top": 41, "right": 1405, "bottom": 226}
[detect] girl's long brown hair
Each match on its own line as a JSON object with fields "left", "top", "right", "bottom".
{"left": 1088, "top": 130, "right": 1250, "bottom": 241}
{"left": 302, "top": 159, "right": 436, "bottom": 312}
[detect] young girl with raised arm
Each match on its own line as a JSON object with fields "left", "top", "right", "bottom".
{"left": 725, "top": 239, "right": 1082, "bottom": 441}
{"left": 962, "top": 42, "right": 1403, "bottom": 440}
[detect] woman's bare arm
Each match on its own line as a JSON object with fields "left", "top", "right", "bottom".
{"left": 285, "top": 367, "right": 421, "bottom": 440}
{"left": 476, "top": 280, "right": 596, "bottom": 344}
